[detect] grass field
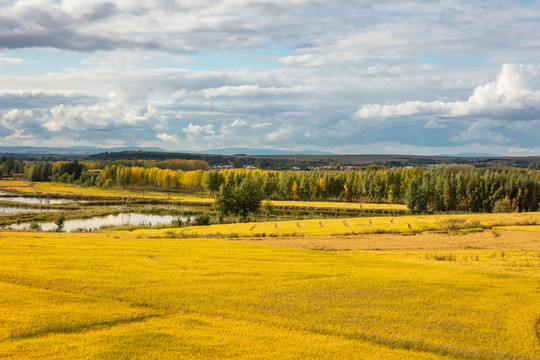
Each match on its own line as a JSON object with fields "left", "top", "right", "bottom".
{"left": 0, "top": 230, "right": 539, "bottom": 359}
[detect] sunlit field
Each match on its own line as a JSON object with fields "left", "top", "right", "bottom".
{"left": 0, "top": 180, "right": 213, "bottom": 203}
{"left": 270, "top": 200, "right": 407, "bottom": 210}
{"left": 0, "top": 229, "right": 539, "bottom": 359}
{"left": 145, "top": 212, "right": 540, "bottom": 238}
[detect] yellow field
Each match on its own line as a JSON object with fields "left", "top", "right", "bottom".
{"left": 0, "top": 231, "right": 539, "bottom": 359}
{"left": 271, "top": 199, "right": 407, "bottom": 210}
{"left": 146, "top": 211, "right": 540, "bottom": 238}
{"left": 0, "top": 180, "right": 213, "bottom": 203}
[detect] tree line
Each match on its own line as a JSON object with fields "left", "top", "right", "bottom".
{"left": 0, "top": 156, "right": 24, "bottom": 178}
{"left": 15, "top": 160, "right": 540, "bottom": 213}
{"left": 404, "top": 166, "right": 538, "bottom": 213}
{"left": 100, "top": 165, "right": 539, "bottom": 213}
{"left": 25, "top": 160, "right": 85, "bottom": 182}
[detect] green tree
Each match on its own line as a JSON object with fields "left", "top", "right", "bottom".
{"left": 233, "top": 159, "right": 244, "bottom": 169}
{"left": 442, "top": 177, "right": 457, "bottom": 211}
{"left": 406, "top": 177, "right": 428, "bottom": 212}
{"left": 214, "top": 177, "right": 264, "bottom": 222}
{"left": 205, "top": 171, "right": 224, "bottom": 195}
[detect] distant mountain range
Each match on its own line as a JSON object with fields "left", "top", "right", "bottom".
{"left": 438, "top": 152, "right": 504, "bottom": 157}
{"left": 0, "top": 146, "right": 167, "bottom": 155}
{"left": 198, "top": 147, "right": 335, "bottom": 156}
{"left": 0, "top": 146, "right": 335, "bottom": 156}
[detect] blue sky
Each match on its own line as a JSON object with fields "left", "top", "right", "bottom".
{"left": 1, "top": 0, "right": 540, "bottom": 155}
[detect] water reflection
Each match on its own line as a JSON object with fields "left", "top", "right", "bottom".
{"left": 10, "top": 213, "right": 188, "bottom": 232}
{"left": 0, "top": 192, "right": 78, "bottom": 205}
{"left": 0, "top": 207, "right": 57, "bottom": 214}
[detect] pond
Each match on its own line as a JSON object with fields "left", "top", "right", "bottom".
{"left": 10, "top": 213, "right": 190, "bottom": 232}
{"left": 0, "top": 192, "right": 79, "bottom": 205}
{"left": 0, "top": 207, "right": 57, "bottom": 214}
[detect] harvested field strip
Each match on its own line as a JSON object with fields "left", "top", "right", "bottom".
{"left": 236, "top": 231, "right": 540, "bottom": 252}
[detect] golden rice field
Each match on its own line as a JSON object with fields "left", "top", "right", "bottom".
{"left": 146, "top": 211, "right": 540, "bottom": 238}
{"left": 0, "top": 229, "right": 539, "bottom": 359}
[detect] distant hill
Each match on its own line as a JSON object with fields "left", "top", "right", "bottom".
{"left": 438, "top": 152, "right": 504, "bottom": 157}
{"left": 0, "top": 146, "right": 333, "bottom": 156}
{"left": 2, "top": 146, "right": 538, "bottom": 169}
{"left": 198, "top": 147, "right": 335, "bottom": 156}
{"left": 0, "top": 146, "right": 167, "bottom": 155}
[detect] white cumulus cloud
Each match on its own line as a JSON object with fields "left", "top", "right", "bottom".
{"left": 182, "top": 123, "right": 215, "bottom": 136}
{"left": 156, "top": 132, "right": 179, "bottom": 143}
{"left": 355, "top": 64, "right": 540, "bottom": 120}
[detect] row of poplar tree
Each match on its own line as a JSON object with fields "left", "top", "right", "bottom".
{"left": 18, "top": 160, "right": 540, "bottom": 213}
{"left": 99, "top": 165, "right": 539, "bottom": 213}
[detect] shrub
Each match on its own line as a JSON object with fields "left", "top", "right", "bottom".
{"left": 192, "top": 212, "right": 211, "bottom": 226}
{"left": 55, "top": 213, "right": 65, "bottom": 232}
{"left": 171, "top": 217, "right": 184, "bottom": 227}
{"left": 493, "top": 197, "right": 512, "bottom": 213}
{"left": 29, "top": 222, "right": 41, "bottom": 231}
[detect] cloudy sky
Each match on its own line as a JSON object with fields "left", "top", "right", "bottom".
{"left": 1, "top": 0, "right": 540, "bottom": 155}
